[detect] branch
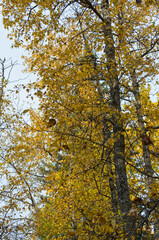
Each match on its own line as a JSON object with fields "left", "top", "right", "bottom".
{"left": 77, "top": 0, "right": 104, "bottom": 21}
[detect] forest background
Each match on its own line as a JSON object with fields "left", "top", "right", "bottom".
{"left": 0, "top": 0, "right": 159, "bottom": 239}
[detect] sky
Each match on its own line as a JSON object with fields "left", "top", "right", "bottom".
{"left": 0, "top": 12, "right": 38, "bottom": 113}
{"left": 0, "top": 15, "right": 26, "bottom": 81}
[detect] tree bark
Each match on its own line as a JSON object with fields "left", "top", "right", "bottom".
{"left": 131, "top": 70, "right": 153, "bottom": 183}
{"left": 131, "top": 70, "right": 159, "bottom": 239}
{"left": 0, "top": 59, "right": 5, "bottom": 115}
{"left": 101, "top": 0, "right": 136, "bottom": 238}
{"left": 107, "top": 160, "right": 118, "bottom": 213}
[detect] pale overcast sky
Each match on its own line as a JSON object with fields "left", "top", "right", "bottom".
{"left": 0, "top": 11, "right": 38, "bottom": 112}
{"left": 0, "top": 14, "right": 26, "bottom": 80}
{"left": 0, "top": 11, "right": 158, "bottom": 103}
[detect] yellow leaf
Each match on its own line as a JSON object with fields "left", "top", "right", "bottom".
{"left": 23, "top": 109, "right": 29, "bottom": 114}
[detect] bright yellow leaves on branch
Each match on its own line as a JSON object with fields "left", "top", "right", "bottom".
{"left": 0, "top": 0, "right": 159, "bottom": 239}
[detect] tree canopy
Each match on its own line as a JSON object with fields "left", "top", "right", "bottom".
{"left": 0, "top": 0, "right": 159, "bottom": 239}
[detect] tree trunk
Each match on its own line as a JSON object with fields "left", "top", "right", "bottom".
{"left": 107, "top": 159, "right": 118, "bottom": 213}
{"left": 101, "top": 0, "right": 136, "bottom": 238}
{"left": 131, "top": 70, "right": 159, "bottom": 239}
{"left": 0, "top": 59, "right": 5, "bottom": 114}
{"left": 131, "top": 70, "right": 153, "bottom": 184}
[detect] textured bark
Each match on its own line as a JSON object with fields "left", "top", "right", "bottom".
{"left": 154, "top": 218, "right": 159, "bottom": 240}
{"left": 71, "top": 216, "right": 78, "bottom": 240}
{"left": 101, "top": 0, "right": 130, "bottom": 212}
{"left": 131, "top": 70, "right": 153, "bottom": 184}
{"left": 0, "top": 59, "right": 5, "bottom": 114}
{"left": 107, "top": 160, "right": 118, "bottom": 213}
{"left": 100, "top": 0, "right": 136, "bottom": 238}
{"left": 131, "top": 70, "right": 159, "bottom": 239}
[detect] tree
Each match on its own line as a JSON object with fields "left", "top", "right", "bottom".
{"left": 0, "top": 59, "right": 37, "bottom": 239}
{"left": 1, "top": 0, "right": 159, "bottom": 239}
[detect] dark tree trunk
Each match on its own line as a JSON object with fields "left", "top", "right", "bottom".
{"left": 100, "top": 0, "right": 136, "bottom": 238}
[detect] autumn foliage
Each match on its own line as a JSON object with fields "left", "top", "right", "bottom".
{"left": 0, "top": 0, "right": 159, "bottom": 239}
